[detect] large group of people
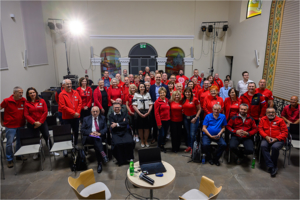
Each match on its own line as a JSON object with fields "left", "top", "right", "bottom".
{"left": 0, "top": 67, "right": 298, "bottom": 177}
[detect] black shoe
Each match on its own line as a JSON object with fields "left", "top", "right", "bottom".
{"left": 63, "top": 150, "right": 68, "bottom": 157}
{"left": 208, "top": 160, "right": 214, "bottom": 165}
{"left": 268, "top": 167, "right": 272, "bottom": 173}
{"left": 97, "top": 163, "right": 103, "bottom": 173}
{"left": 16, "top": 156, "right": 27, "bottom": 161}
{"left": 271, "top": 167, "right": 278, "bottom": 177}
{"left": 214, "top": 160, "right": 220, "bottom": 166}
{"left": 160, "top": 146, "right": 166, "bottom": 153}
{"left": 103, "top": 156, "right": 109, "bottom": 164}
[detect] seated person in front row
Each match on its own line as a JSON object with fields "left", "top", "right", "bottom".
{"left": 109, "top": 103, "right": 135, "bottom": 166}
{"left": 226, "top": 103, "right": 258, "bottom": 164}
{"left": 80, "top": 106, "right": 109, "bottom": 174}
{"left": 202, "top": 104, "right": 227, "bottom": 166}
{"left": 281, "top": 96, "right": 299, "bottom": 132}
{"left": 259, "top": 108, "right": 288, "bottom": 177}
{"left": 107, "top": 98, "right": 128, "bottom": 127}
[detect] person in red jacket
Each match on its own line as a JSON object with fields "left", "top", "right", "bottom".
{"left": 187, "top": 81, "right": 197, "bottom": 97}
{"left": 154, "top": 87, "right": 170, "bottom": 153}
{"left": 24, "top": 87, "right": 59, "bottom": 159}
{"left": 170, "top": 91, "right": 183, "bottom": 153}
{"left": 161, "top": 73, "right": 169, "bottom": 85}
{"left": 197, "top": 80, "right": 210, "bottom": 107}
{"left": 126, "top": 84, "right": 138, "bottom": 141}
{"left": 214, "top": 73, "right": 224, "bottom": 89}
{"left": 107, "top": 78, "right": 122, "bottom": 106}
{"left": 224, "top": 88, "right": 241, "bottom": 121}
{"left": 281, "top": 96, "right": 299, "bottom": 130}
{"left": 190, "top": 69, "right": 202, "bottom": 86}
{"left": 176, "top": 70, "right": 189, "bottom": 89}
{"left": 76, "top": 77, "right": 93, "bottom": 123}
{"left": 122, "top": 77, "right": 130, "bottom": 105}
{"left": 182, "top": 87, "right": 201, "bottom": 153}
{"left": 203, "top": 85, "right": 224, "bottom": 117}
{"left": 150, "top": 72, "right": 156, "bottom": 85}
{"left": 191, "top": 77, "right": 201, "bottom": 93}
{"left": 59, "top": 79, "right": 82, "bottom": 146}
{"left": 240, "top": 82, "right": 267, "bottom": 124}
{"left": 259, "top": 108, "right": 288, "bottom": 177}
{"left": 255, "top": 79, "right": 274, "bottom": 108}
{"left": 0, "top": 86, "right": 26, "bottom": 167}
{"left": 206, "top": 75, "right": 220, "bottom": 91}
{"left": 115, "top": 73, "right": 125, "bottom": 89}
{"left": 93, "top": 80, "right": 108, "bottom": 116}
{"left": 227, "top": 103, "right": 257, "bottom": 164}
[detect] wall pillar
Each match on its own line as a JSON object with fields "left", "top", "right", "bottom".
{"left": 184, "top": 57, "right": 194, "bottom": 77}
{"left": 156, "top": 57, "right": 167, "bottom": 72}
{"left": 90, "top": 57, "right": 101, "bottom": 81}
{"left": 119, "top": 57, "right": 130, "bottom": 75}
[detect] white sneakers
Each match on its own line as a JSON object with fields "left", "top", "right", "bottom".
{"left": 51, "top": 152, "right": 60, "bottom": 156}
{"left": 133, "top": 136, "right": 140, "bottom": 142}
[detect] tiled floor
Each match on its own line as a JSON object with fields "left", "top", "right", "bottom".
{"left": 1, "top": 140, "right": 299, "bottom": 199}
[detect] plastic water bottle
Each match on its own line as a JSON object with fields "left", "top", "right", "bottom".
{"left": 130, "top": 159, "right": 134, "bottom": 176}
{"left": 202, "top": 154, "right": 206, "bottom": 164}
{"left": 251, "top": 157, "right": 256, "bottom": 169}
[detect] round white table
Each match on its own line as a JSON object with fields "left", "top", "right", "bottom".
{"left": 127, "top": 161, "right": 176, "bottom": 200}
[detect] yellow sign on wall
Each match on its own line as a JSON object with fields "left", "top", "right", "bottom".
{"left": 247, "top": 0, "right": 262, "bottom": 19}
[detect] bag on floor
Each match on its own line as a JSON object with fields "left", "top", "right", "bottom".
{"left": 191, "top": 140, "right": 201, "bottom": 163}
{"left": 70, "top": 147, "right": 87, "bottom": 172}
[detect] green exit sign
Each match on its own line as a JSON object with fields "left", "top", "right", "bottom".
{"left": 140, "top": 43, "right": 146, "bottom": 48}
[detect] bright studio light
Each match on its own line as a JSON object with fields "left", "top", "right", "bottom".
{"left": 68, "top": 20, "right": 84, "bottom": 36}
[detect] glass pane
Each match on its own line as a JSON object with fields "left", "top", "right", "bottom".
{"left": 141, "top": 59, "right": 148, "bottom": 66}
{"left": 130, "top": 58, "right": 139, "bottom": 66}
{"left": 131, "top": 67, "right": 139, "bottom": 75}
{"left": 165, "top": 47, "right": 185, "bottom": 75}
{"left": 149, "top": 58, "right": 156, "bottom": 66}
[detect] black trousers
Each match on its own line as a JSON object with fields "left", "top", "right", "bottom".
{"left": 261, "top": 139, "right": 284, "bottom": 168}
{"left": 80, "top": 108, "right": 91, "bottom": 122}
{"left": 63, "top": 118, "right": 79, "bottom": 145}
{"left": 27, "top": 122, "right": 52, "bottom": 148}
{"left": 170, "top": 121, "right": 183, "bottom": 151}
{"left": 85, "top": 136, "right": 104, "bottom": 163}
{"left": 151, "top": 108, "right": 158, "bottom": 141}
{"left": 229, "top": 135, "right": 254, "bottom": 158}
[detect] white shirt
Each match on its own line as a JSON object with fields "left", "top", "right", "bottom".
{"left": 113, "top": 111, "right": 122, "bottom": 127}
{"left": 132, "top": 93, "right": 153, "bottom": 110}
{"left": 237, "top": 79, "right": 253, "bottom": 97}
{"left": 92, "top": 116, "right": 99, "bottom": 132}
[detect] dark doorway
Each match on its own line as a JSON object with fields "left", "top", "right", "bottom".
{"left": 128, "top": 43, "right": 157, "bottom": 75}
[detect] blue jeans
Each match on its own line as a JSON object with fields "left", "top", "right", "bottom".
{"left": 5, "top": 127, "right": 22, "bottom": 161}
{"left": 202, "top": 134, "right": 226, "bottom": 161}
{"left": 157, "top": 121, "right": 170, "bottom": 147}
{"left": 183, "top": 115, "right": 199, "bottom": 148}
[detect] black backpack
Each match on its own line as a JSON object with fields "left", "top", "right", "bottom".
{"left": 191, "top": 140, "right": 202, "bottom": 162}
{"left": 70, "top": 147, "right": 87, "bottom": 172}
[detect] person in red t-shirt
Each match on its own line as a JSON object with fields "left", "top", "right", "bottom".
{"left": 197, "top": 80, "right": 211, "bottom": 108}
{"left": 122, "top": 77, "right": 130, "bottom": 105}
{"left": 126, "top": 84, "right": 138, "bottom": 141}
{"left": 59, "top": 79, "right": 82, "bottom": 145}
{"left": 168, "top": 81, "right": 175, "bottom": 97}
{"left": 176, "top": 70, "right": 189, "bottom": 89}
{"left": 24, "top": 87, "right": 59, "bottom": 159}
{"left": 182, "top": 87, "right": 201, "bottom": 153}
{"left": 187, "top": 81, "right": 198, "bottom": 98}
{"left": 154, "top": 87, "right": 170, "bottom": 153}
{"left": 192, "top": 77, "right": 201, "bottom": 93}
{"left": 161, "top": 73, "right": 169, "bottom": 85}
{"left": 150, "top": 72, "right": 156, "bottom": 85}
{"left": 0, "top": 86, "right": 26, "bottom": 166}
{"left": 214, "top": 73, "right": 224, "bottom": 89}
{"left": 190, "top": 69, "right": 202, "bottom": 86}
{"left": 203, "top": 85, "right": 224, "bottom": 117}
{"left": 107, "top": 78, "right": 122, "bottom": 107}
{"left": 170, "top": 91, "right": 183, "bottom": 152}
{"left": 94, "top": 80, "right": 109, "bottom": 117}
{"left": 281, "top": 96, "right": 299, "bottom": 129}
{"left": 207, "top": 75, "right": 220, "bottom": 91}
{"left": 255, "top": 79, "right": 274, "bottom": 108}
{"left": 77, "top": 77, "right": 93, "bottom": 122}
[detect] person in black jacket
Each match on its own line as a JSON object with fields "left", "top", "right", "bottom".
{"left": 149, "top": 73, "right": 170, "bottom": 144}
{"left": 81, "top": 106, "right": 108, "bottom": 173}
{"left": 109, "top": 103, "right": 135, "bottom": 166}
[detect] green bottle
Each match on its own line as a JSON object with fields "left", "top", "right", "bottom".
{"left": 130, "top": 159, "right": 134, "bottom": 176}
{"left": 251, "top": 157, "right": 256, "bottom": 169}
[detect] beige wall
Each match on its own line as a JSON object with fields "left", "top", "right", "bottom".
{"left": 43, "top": 1, "right": 231, "bottom": 85}
{"left": 0, "top": 1, "right": 57, "bottom": 100}
{"left": 225, "top": 0, "right": 272, "bottom": 87}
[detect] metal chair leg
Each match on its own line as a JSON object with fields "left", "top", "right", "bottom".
{"left": 13, "top": 157, "right": 17, "bottom": 175}
{"left": 228, "top": 149, "right": 230, "bottom": 163}
{"left": 40, "top": 150, "right": 43, "bottom": 171}
{"left": 288, "top": 148, "right": 291, "bottom": 165}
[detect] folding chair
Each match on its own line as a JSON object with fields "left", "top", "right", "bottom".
{"left": 41, "top": 92, "right": 52, "bottom": 101}
{"left": 14, "top": 128, "right": 45, "bottom": 175}
{"left": 51, "top": 105, "right": 58, "bottom": 117}
{"left": 290, "top": 124, "right": 300, "bottom": 149}
{"left": 49, "top": 124, "right": 73, "bottom": 170}
{"left": 200, "top": 132, "right": 225, "bottom": 163}
{"left": 46, "top": 115, "right": 57, "bottom": 131}
{"left": 81, "top": 131, "right": 108, "bottom": 157}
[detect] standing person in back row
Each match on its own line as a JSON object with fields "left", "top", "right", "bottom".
{"left": 214, "top": 73, "right": 224, "bottom": 89}
{"left": 102, "top": 71, "right": 111, "bottom": 90}
{"left": 176, "top": 69, "right": 189, "bottom": 89}
{"left": 240, "top": 82, "right": 267, "bottom": 124}
{"left": 236, "top": 71, "right": 253, "bottom": 97}
{"left": 77, "top": 77, "right": 93, "bottom": 123}
{"left": 0, "top": 86, "right": 26, "bottom": 168}
{"left": 255, "top": 79, "right": 274, "bottom": 108}
{"left": 190, "top": 69, "right": 202, "bottom": 86}
{"left": 59, "top": 79, "right": 82, "bottom": 146}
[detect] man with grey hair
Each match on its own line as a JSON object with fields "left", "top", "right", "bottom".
{"left": 121, "top": 69, "right": 128, "bottom": 81}
{"left": 202, "top": 103, "right": 227, "bottom": 166}
{"left": 143, "top": 66, "right": 150, "bottom": 76}
{"left": 0, "top": 86, "right": 27, "bottom": 168}
{"left": 81, "top": 106, "right": 109, "bottom": 173}
{"left": 227, "top": 103, "right": 258, "bottom": 164}
{"left": 150, "top": 71, "right": 155, "bottom": 85}
{"left": 259, "top": 107, "right": 288, "bottom": 177}
{"left": 200, "top": 71, "right": 206, "bottom": 87}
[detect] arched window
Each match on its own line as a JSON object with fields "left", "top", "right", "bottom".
{"left": 165, "top": 47, "right": 185, "bottom": 75}
{"left": 100, "top": 47, "right": 121, "bottom": 78}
